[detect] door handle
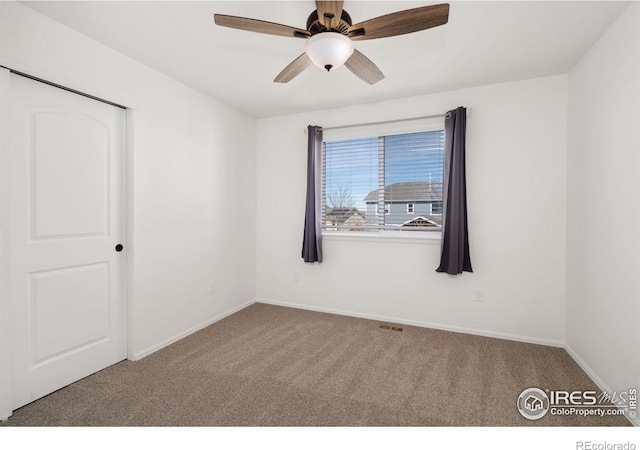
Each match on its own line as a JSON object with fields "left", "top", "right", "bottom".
{"left": 115, "top": 244, "right": 124, "bottom": 252}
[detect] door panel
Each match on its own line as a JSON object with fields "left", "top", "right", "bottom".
{"left": 32, "top": 109, "right": 109, "bottom": 239}
{"left": 30, "top": 263, "right": 109, "bottom": 366}
{"left": 9, "top": 74, "right": 126, "bottom": 409}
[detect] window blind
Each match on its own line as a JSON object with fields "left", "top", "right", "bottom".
{"left": 322, "top": 127, "right": 445, "bottom": 233}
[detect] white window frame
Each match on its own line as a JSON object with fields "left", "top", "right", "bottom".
{"left": 322, "top": 117, "right": 445, "bottom": 238}
{"left": 407, "top": 203, "right": 415, "bottom": 214}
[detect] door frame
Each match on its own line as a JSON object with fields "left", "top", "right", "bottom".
{"left": 0, "top": 66, "right": 134, "bottom": 420}
{"left": 0, "top": 67, "right": 12, "bottom": 421}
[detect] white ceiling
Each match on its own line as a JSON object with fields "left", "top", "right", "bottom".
{"left": 24, "top": 1, "right": 629, "bottom": 118}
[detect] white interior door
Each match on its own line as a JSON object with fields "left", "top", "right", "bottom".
{"left": 9, "top": 74, "right": 127, "bottom": 410}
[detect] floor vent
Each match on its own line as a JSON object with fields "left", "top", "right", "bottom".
{"left": 379, "top": 324, "right": 403, "bottom": 332}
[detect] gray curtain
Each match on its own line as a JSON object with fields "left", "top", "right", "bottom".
{"left": 436, "top": 107, "right": 473, "bottom": 275}
{"left": 302, "top": 125, "right": 323, "bottom": 263}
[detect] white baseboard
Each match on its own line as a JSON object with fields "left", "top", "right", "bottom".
{"left": 255, "top": 298, "right": 565, "bottom": 348}
{"left": 131, "top": 299, "right": 256, "bottom": 361}
{"left": 565, "top": 344, "right": 638, "bottom": 427}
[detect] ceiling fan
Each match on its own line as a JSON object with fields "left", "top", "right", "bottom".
{"left": 214, "top": 1, "right": 449, "bottom": 85}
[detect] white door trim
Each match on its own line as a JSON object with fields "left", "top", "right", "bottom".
{"left": 0, "top": 66, "right": 14, "bottom": 422}
{"left": 125, "top": 110, "right": 135, "bottom": 362}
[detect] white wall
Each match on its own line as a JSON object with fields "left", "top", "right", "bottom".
{"left": 256, "top": 75, "right": 568, "bottom": 346}
{"left": 0, "top": 1, "right": 256, "bottom": 417}
{"left": 566, "top": 3, "right": 640, "bottom": 425}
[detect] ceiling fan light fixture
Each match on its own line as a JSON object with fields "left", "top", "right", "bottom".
{"left": 305, "top": 32, "right": 354, "bottom": 71}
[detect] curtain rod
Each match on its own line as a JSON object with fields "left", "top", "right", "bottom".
{"left": 304, "top": 108, "right": 472, "bottom": 133}
{"left": 321, "top": 113, "right": 446, "bottom": 132}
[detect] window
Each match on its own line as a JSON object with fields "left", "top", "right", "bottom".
{"left": 374, "top": 203, "right": 390, "bottom": 215}
{"left": 322, "top": 125, "right": 445, "bottom": 233}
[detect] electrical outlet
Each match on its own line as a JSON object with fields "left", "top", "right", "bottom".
{"left": 293, "top": 273, "right": 300, "bottom": 283}
{"left": 208, "top": 281, "right": 216, "bottom": 294}
{"left": 473, "top": 288, "right": 483, "bottom": 302}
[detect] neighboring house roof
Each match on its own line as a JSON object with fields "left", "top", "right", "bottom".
{"left": 401, "top": 216, "right": 442, "bottom": 227}
{"left": 364, "top": 181, "right": 443, "bottom": 203}
{"left": 325, "top": 207, "right": 366, "bottom": 224}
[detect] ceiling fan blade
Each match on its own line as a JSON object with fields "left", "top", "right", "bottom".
{"left": 316, "top": 1, "right": 344, "bottom": 29}
{"left": 214, "top": 14, "right": 310, "bottom": 39}
{"left": 347, "top": 3, "right": 449, "bottom": 41}
{"left": 274, "top": 54, "right": 312, "bottom": 83}
{"left": 344, "top": 50, "right": 385, "bottom": 85}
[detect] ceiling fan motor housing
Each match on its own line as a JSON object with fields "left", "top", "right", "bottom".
{"left": 306, "top": 9, "right": 353, "bottom": 35}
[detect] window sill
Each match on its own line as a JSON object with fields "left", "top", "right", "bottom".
{"left": 322, "top": 231, "right": 441, "bottom": 244}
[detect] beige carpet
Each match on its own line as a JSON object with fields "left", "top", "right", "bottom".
{"left": 1, "top": 303, "right": 631, "bottom": 426}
